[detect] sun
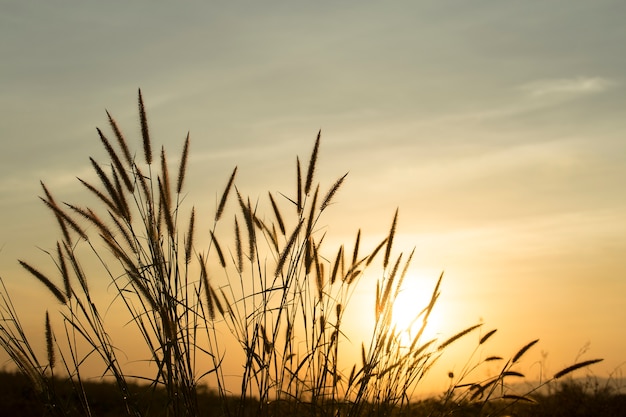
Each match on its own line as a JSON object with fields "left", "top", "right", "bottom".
{"left": 390, "top": 276, "right": 444, "bottom": 345}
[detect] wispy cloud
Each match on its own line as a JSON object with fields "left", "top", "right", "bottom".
{"left": 410, "top": 76, "right": 616, "bottom": 128}
{"left": 520, "top": 76, "right": 613, "bottom": 98}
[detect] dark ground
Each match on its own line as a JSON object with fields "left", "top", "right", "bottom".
{"left": 1, "top": 370, "right": 625, "bottom": 417}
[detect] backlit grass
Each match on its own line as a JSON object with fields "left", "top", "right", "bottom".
{"left": 0, "top": 90, "right": 602, "bottom": 417}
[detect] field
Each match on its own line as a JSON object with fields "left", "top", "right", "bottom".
{"left": 0, "top": 370, "right": 624, "bottom": 417}
{"left": 0, "top": 91, "right": 614, "bottom": 417}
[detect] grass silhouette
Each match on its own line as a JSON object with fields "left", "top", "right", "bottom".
{"left": 0, "top": 90, "right": 603, "bottom": 416}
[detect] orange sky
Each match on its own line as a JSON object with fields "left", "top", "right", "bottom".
{"left": 1, "top": 1, "right": 625, "bottom": 395}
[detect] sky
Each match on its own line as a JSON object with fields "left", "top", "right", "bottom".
{"left": 1, "top": 0, "right": 625, "bottom": 394}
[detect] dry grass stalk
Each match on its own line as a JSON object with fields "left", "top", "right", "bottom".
{"left": 320, "top": 172, "right": 347, "bottom": 212}
{"left": 296, "top": 156, "right": 302, "bottom": 213}
{"left": 384, "top": 208, "right": 398, "bottom": 268}
{"left": 77, "top": 176, "right": 119, "bottom": 218}
{"left": 89, "top": 157, "right": 126, "bottom": 218}
{"left": 479, "top": 329, "right": 498, "bottom": 345}
{"left": 305, "top": 238, "right": 313, "bottom": 275}
{"left": 176, "top": 133, "right": 190, "bottom": 194}
{"left": 135, "top": 163, "right": 153, "bottom": 217}
{"left": 40, "top": 182, "right": 87, "bottom": 241}
{"left": 275, "top": 219, "right": 304, "bottom": 277}
{"left": 55, "top": 242, "right": 71, "bottom": 299}
{"left": 18, "top": 261, "right": 67, "bottom": 304}
{"left": 438, "top": 324, "right": 482, "bottom": 351}
{"left": 553, "top": 359, "right": 603, "bottom": 379}
{"left": 218, "top": 287, "right": 234, "bottom": 319}
{"left": 65, "top": 205, "right": 112, "bottom": 243}
{"left": 209, "top": 231, "right": 226, "bottom": 267}
{"left": 392, "top": 248, "right": 415, "bottom": 301}
{"left": 138, "top": 88, "right": 152, "bottom": 164}
{"left": 351, "top": 229, "right": 361, "bottom": 267}
{"left": 237, "top": 193, "right": 256, "bottom": 263}
{"left": 106, "top": 110, "right": 134, "bottom": 170}
{"left": 233, "top": 216, "right": 244, "bottom": 272}
{"left": 313, "top": 242, "right": 324, "bottom": 301}
{"left": 111, "top": 167, "right": 132, "bottom": 221}
{"left": 305, "top": 185, "right": 319, "bottom": 240}
{"left": 199, "top": 254, "right": 215, "bottom": 320}
{"left": 268, "top": 192, "right": 286, "bottom": 235}
{"left": 97, "top": 127, "right": 133, "bottom": 192}
{"left": 257, "top": 217, "right": 279, "bottom": 253}
{"left": 304, "top": 130, "right": 321, "bottom": 196}
{"left": 45, "top": 311, "right": 55, "bottom": 371}
{"left": 330, "top": 246, "right": 343, "bottom": 285}
{"left": 160, "top": 146, "right": 172, "bottom": 213}
{"left": 107, "top": 210, "right": 137, "bottom": 253}
{"left": 126, "top": 268, "right": 158, "bottom": 313}
{"left": 512, "top": 339, "right": 539, "bottom": 363}
{"left": 40, "top": 182, "right": 73, "bottom": 244}
{"left": 216, "top": 167, "right": 237, "bottom": 221}
{"left": 380, "top": 254, "right": 403, "bottom": 312}
{"left": 158, "top": 177, "right": 175, "bottom": 238}
{"left": 0, "top": 91, "right": 606, "bottom": 417}
{"left": 62, "top": 241, "right": 89, "bottom": 293}
{"left": 211, "top": 285, "right": 225, "bottom": 318}
{"left": 185, "top": 208, "right": 195, "bottom": 264}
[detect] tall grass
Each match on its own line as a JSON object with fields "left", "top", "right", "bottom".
{"left": 0, "top": 90, "right": 602, "bottom": 417}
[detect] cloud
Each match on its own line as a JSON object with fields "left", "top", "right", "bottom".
{"left": 415, "top": 76, "right": 616, "bottom": 128}
{"left": 520, "top": 77, "right": 613, "bottom": 98}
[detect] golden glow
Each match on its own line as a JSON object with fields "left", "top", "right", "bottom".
{"left": 390, "top": 276, "right": 445, "bottom": 346}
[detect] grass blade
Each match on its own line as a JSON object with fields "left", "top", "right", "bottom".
{"left": 45, "top": 311, "right": 55, "bottom": 370}
{"left": 304, "top": 130, "right": 320, "bottom": 195}
{"left": 138, "top": 88, "right": 152, "bottom": 164}
{"left": 553, "top": 359, "right": 603, "bottom": 379}
{"left": 106, "top": 109, "right": 133, "bottom": 169}
{"left": 384, "top": 208, "right": 398, "bottom": 268}
{"left": 96, "top": 127, "right": 133, "bottom": 192}
{"left": 268, "top": 192, "right": 285, "bottom": 235}
{"left": 176, "top": 132, "right": 190, "bottom": 194}
{"left": 216, "top": 167, "right": 237, "bottom": 221}
{"left": 19, "top": 261, "right": 67, "bottom": 304}
{"left": 512, "top": 339, "right": 539, "bottom": 363}
{"left": 479, "top": 329, "right": 497, "bottom": 345}
{"left": 320, "top": 172, "right": 347, "bottom": 211}
{"left": 438, "top": 324, "right": 482, "bottom": 351}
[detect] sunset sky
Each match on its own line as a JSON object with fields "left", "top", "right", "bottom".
{"left": 1, "top": 1, "right": 625, "bottom": 392}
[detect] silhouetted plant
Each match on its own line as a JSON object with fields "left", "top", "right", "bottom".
{"left": 0, "top": 90, "right": 602, "bottom": 417}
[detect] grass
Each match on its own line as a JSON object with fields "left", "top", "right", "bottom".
{"left": 0, "top": 90, "right": 604, "bottom": 417}
{"left": 0, "top": 370, "right": 624, "bottom": 417}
